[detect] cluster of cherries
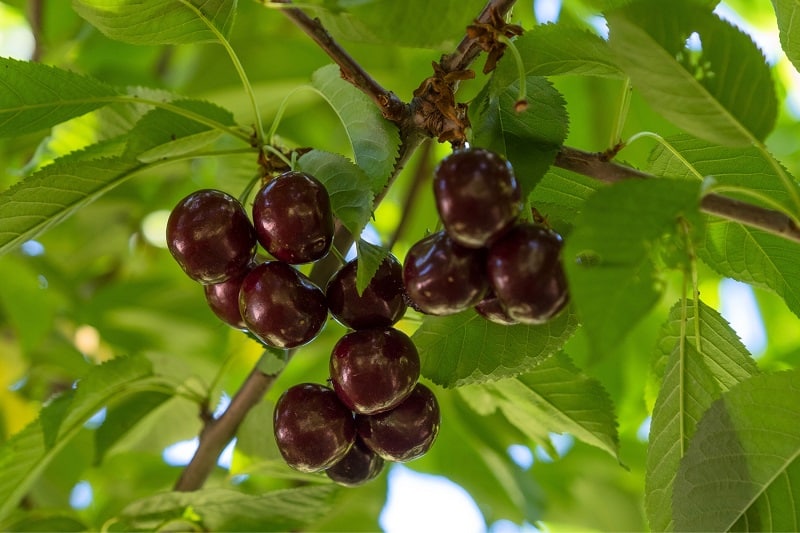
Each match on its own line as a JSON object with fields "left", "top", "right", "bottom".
{"left": 165, "top": 170, "right": 439, "bottom": 487}
{"left": 403, "top": 148, "right": 569, "bottom": 325}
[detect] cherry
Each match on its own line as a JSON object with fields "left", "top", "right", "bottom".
{"left": 239, "top": 261, "right": 328, "bottom": 349}
{"left": 166, "top": 189, "right": 256, "bottom": 284}
{"left": 252, "top": 171, "right": 334, "bottom": 264}
{"left": 403, "top": 231, "right": 488, "bottom": 315}
{"left": 356, "top": 383, "right": 440, "bottom": 462}
{"left": 434, "top": 148, "right": 521, "bottom": 248}
{"left": 475, "top": 291, "right": 518, "bottom": 326}
{"left": 273, "top": 383, "right": 355, "bottom": 473}
{"left": 326, "top": 255, "right": 407, "bottom": 330}
{"left": 203, "top": 262, "right": 256, "bottom": 329}
{"left": 326, "top": 437, "right": 385, "bottom": 487}
{"left": 330, "top": 327, "right": 420, "bottom": 415}
{"left": 486, "top": 223, "right": 569, "bottom": 325}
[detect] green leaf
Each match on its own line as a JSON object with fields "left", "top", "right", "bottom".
{"left": 94, "top": 391, "right": 174, "bottom": 464}
{"left": 471, "top": 75, "right": 569, "bottom": 199}
{"left": 72, "top": 0, "right": 237, "bottom": 45}
{"left": 0, "top": 57, "right": 121, "bottom": 137}
{"left": 355, "top": 239, "right": 391, "bottom": 295}
{"left": 297, "top": 149, "right": 374, "bottom": 239}
{"left": 772, "top": 0, "right": 800, "bottom": 72}
{"left": 646, "top": 299, "right": 759, "bottom": 532}
{"left": 563, "top": 179, "right": 702, "bottom": 355}
{"left": 0, "top": 154, "right": 144, "bottom": 256}
{"left": 117, "top": 485, "right": 338, "bottom": 531}
{"left": 647, "top": 133, "right": 800, "bottom": 219}
{"left": 699, "top": 220, "right": 800, "bottom": 318}
{"left": 607, "top": 0, "right": 777, "bottom": 146}
{"left": 461, "top": 352, "right": 620, "bottom": 459}
{"left": 124, "top": 99, "right": 237, "bottom": 162}
{"left": 306, "top": 0, "right": 487, "bottom": 50}
{"left": 672, "top": 370, "right": 800, "bottom": 531}
{"left": 531, "top": 167, "right": 605, "bottom": 227}
{"left": 0, "top": 356, "right": 175, "bottom": 521}
{"left": 311, "top": 64, "right": 400, "bottom": 189}
{"left": 495, "top": 25, "right": 624, "bottom": 80}
{"left": 413, "top": 308, "right": 579, "bottom": 388}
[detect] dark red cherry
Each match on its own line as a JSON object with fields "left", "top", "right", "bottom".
{"left": 330, "top": 328, "right": 420, "bottom": 415}
{"left": 475, "top": 291, "right": 518, "bottom": 326}
{"left": 487, "top": 223, "right": 569, "bottom": 325}
{"left": 273, "top": 383, "right": 355, "bottom": 473}
{"left": 326, "top": 437, "right": 385, "bottom": 487}
{"left": 403, "top": 231, "right": 488, "bottom": 315}
{"left": 166, "top": 189, "right": 256, "bottom": 284}
{"left": 356, "top": 383, "right": 440, "bottom": 462}
{"left": 203, "top": 262, "right": 256, "bottom": 329}
{"left": 252, "top": 171, "right": 334, "bottom": 264}
{"left": 239, "top": 261, "right": 328, "bottom": 349}
{"left": 326, "top": 255, "right": 407, "bottom": 330}
{"left": 434, "top": 148, "right": 521, "bottom": 248}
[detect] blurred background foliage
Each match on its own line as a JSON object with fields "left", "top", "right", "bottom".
{"left": 0, "top": 0, "right": 798, "bottom": 531}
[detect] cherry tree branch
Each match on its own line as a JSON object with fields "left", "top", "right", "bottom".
{"left": 555, "top": 146, "right": 800, "bottom": 243}
{"left": 175, "top": 0, "right": 519, "bottom": 492}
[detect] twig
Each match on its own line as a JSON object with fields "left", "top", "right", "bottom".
{"left": 555, "top": 146, "right": 800, "bottom": 243}
{"left": 174, "top": 0, "right": 519, "bottom": 492}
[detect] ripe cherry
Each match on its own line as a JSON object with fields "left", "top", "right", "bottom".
{"left": 434, "top": 148, "right": 521, "bottom": 248}
{"left": 403, "top": 231, "right": 488, "bottom": 315}
{"left": 475, "top": 291, "right": 518, "bottom": 326}
{"left": 252, "top": 171, "right": 334, "bottom": 264}
{"left": 239, "top": 261, "right": 328, "bottom": 349}
{"left": 273, "top": 383, "right": 355, "bottom": 473}
{"left": 326, "top": 437, "right": 385, "bottom": 487}
{"left": 326, "top": 255, "right": 407, "bottom": 330}
{"left": 203, "top": 262, "right": 255, "bottom": 329}
{"left": 356, "top": 383, "right": 440, "bottom": 462}
{"left": 166, "top": 189, "right": 256, "bottom": 284}
{"left": 487, "top": 223, "right": 569, "bottom": 325}
{"left": 330, "top": 327, "right": 420, "bottom": 415}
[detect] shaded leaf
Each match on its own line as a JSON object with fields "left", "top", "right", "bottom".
{"left": 563, "top": 179, "right": 702, "bottom": 355}
{"left": 355, "top": 239, "right": 391, "bottom": 295}
{"left": 296, "top": 149, "right": 374, "bottom": 239}
{"left": 461, "top": 352, "right": 620, "bottom": 459}
{"left": 72, "top": 0, "right": 237, "bottom": 45}
{"left": 311, "top": 64, "right": 400, "bottom": 190}
{"left": 94, "top": 391, "right": 174, "bottom": 464}
{"left": 646, "top": 299, "right": 759, "bottom": 531}
{"left": 0, "top": 57, "right": 121, "bottom": 137}
{"left": 471, "top": 75, "right": 569, "bottom": 199}
{"left": 413, "top": 308, "right": 579, "bottom": 388}
{"left": 607, "top": 0, "right": 777, "bottom": 146}
{"left": 672, "top": 370, "right": 800, "bottom": 531}
{"left": 117, "top": 485, "right": 338, "bottom": 531}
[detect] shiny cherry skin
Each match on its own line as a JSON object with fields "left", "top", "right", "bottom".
{"left": 166, "top": 189, "right": 256, "bottom": 284}
{"left": 326, "top": 255, "right": 407, "bottom": 330}
{"left": 434, "top": 148, "right": 521, "bottom": 248}
{"left": 203, "top": 262, "right": 256, "bottom": 329}
{"left": 486, "top": 223, "right": 569, "bottom": 325}
{"left": 252, "top": 171, "right": 334, "bottom": 264}
{"left": 356, "top": 383, "right": 440, "bottom": 462}
{"left": 239, "top": 261, "right": 328, "bottom": 349}
{"left": 273, "top": 383, "right": 356, "bottom": 473}
{"left": 403, "top": 231, "right": 488, "bottom": 315}
{"left": 330, "top": 327, "right": 420, "bottom": 415}
{"left": 475, "top": 291, "right": 518, "bottom": 326}
{"left": 326, "top": 437, "right": 385, "bottom": 487}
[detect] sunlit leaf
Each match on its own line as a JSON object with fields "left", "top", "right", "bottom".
{"left": 72, "top": 0, "right": 237, "bottom": 45}
{"left": 311, "top": 64, "right": 400, "bottom": 190}
{"left": 0, "top": 57, "right": 121, "bottom": 137}
{"left": 772, "top": 0, "right": 800, "bottom": 72}
{"left": 672, "top": 370, "right": 800, "bottom": 531}
{"left": 646, "top": 299, "right": 759, "bottom": 531}
{"left": 355, "top": 239, "right": 391, "bottom": 295}
{"left": 607, "top": 0, "right": 777, "bottom": 146}
{"left": 413, "top": 308, "right": 579, "bottom": 388}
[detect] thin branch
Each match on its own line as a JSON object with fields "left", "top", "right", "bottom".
{"left": 555, "top": 146, "right": 800, "bottom": 243}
